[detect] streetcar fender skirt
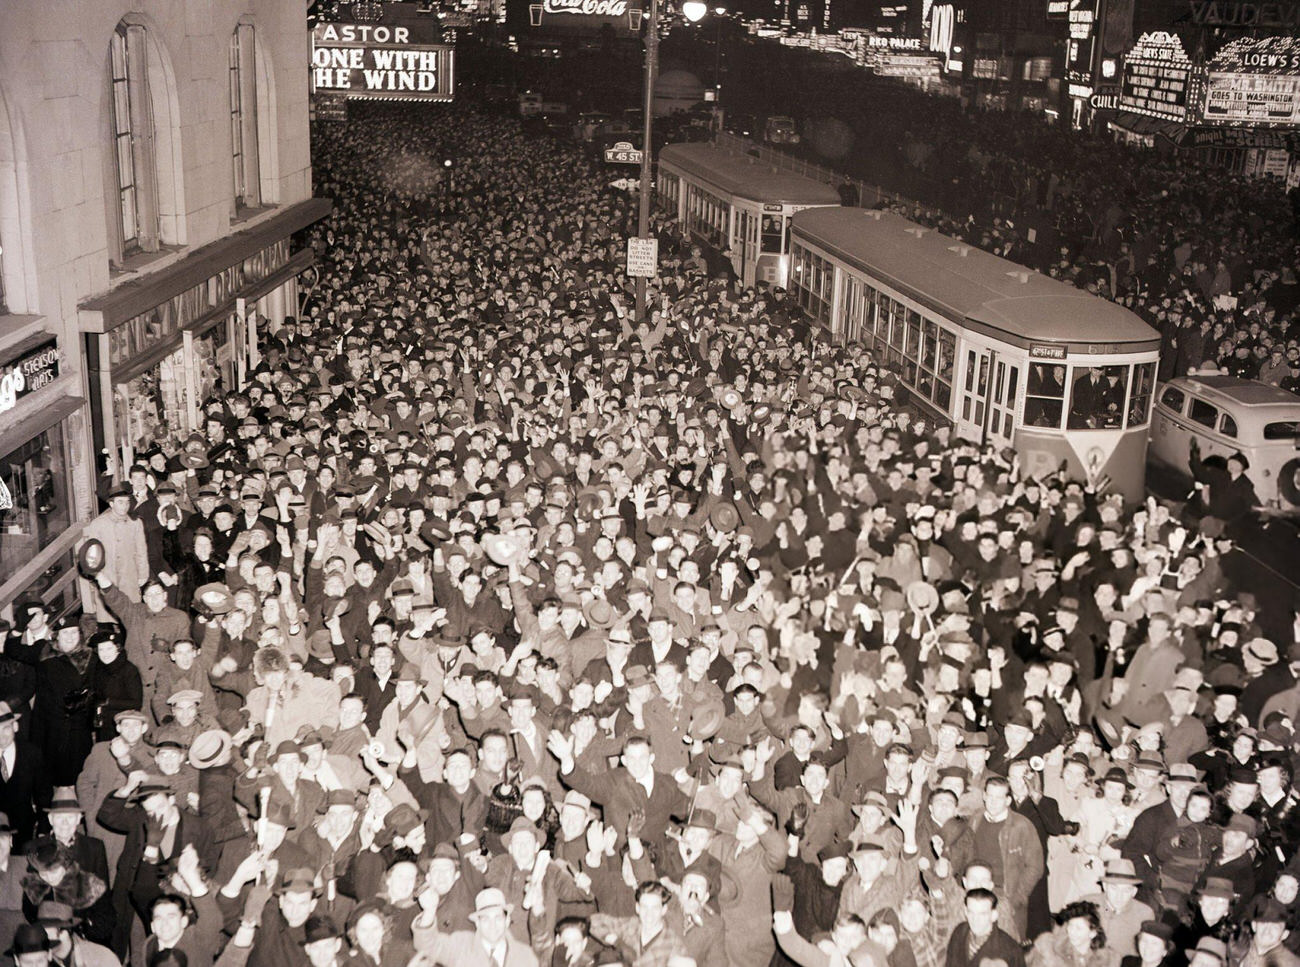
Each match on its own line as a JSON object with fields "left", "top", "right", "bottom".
{"left": 1014, "top": 428, "right": 1148, "bottom": 501}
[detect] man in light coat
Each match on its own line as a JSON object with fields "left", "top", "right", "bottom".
{"left": 81, "top": 484, "right": 151, "bottom": 620}
{"left": 412, "top": 886, "right": 540, "bottom": 967}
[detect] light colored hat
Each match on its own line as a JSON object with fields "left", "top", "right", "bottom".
{"left": 469, "top": 888, "right": 512, "bottom": 921}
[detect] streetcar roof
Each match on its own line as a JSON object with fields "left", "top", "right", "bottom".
{"left": 659, "top": 143, "right": 842, "bottom": 207}
{"left": 790, "top": 208, "right": 1160, "bottom": 350}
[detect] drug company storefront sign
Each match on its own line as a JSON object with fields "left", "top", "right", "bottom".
{"left": 105, "top": 239, "right": 291, "bottom": 369}
{"left": 79, "top": 198, "right": 331, "bottom": 476}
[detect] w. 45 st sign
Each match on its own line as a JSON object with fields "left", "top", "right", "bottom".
{"left": 604, "top": 141, "right": 644, "bottom": 164}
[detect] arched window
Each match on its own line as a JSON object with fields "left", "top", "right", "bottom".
{"left": 106, "top": 19, "right": 185, "bottom": 267}
{"left": 230, "top": 22, "right": 278, "bottom": 213}
{"left": 109, "top": 23, "right": 158, "bottom": 255}
{"left": 0, "top": 82, "right": 28, "bottom": 315}
{"left": 230, "top": 24, "right": 261, "bottom": 210}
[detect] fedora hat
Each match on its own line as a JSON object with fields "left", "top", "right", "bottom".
{"left": 47, "top": 787, "right": 82, "bottom": 815}
{"left": 1186, "top": 937, "right": 1228, "bottom": 964}
{"left": 278, "top": 867, "right": 321, "bottom": 896}
{"left": 1101, "top": 858, "right": 1142, "bottom": 885}
{"left": 583, "top": 598, "right": 617, "bottom": 630}
{"left": 36, "top": 900, "right": 77, "bottom": 928}
{"left": 501, "top": 816, "right": 541, "bottom": 850}
{"left": 687, "top": 702, "right": 725, "bottom": 742}
{"left": 7, "top": 924, "right": 52, "bottom": 956}
{"left": 683, "top": 808, "right": 720, "bottom": 832}
{"left": 193, "top": 583, "right": 235, "bottom": 617}
{"left": 1199, "top": 877, "right": 1235, "bottom": 900}
{"left": 709, "top": 502, "right": 740, "bottom": 533}
{"left": 300, "top": 914, "right": 342, "bottom": 945}
{"left": 77, "top": 539, "right": 107, "bottom": 577}
{"left": 188, "top": 729, "right": 233, "bottom": 770}
{"left": 469, "top": 887, "right": 513, "bottom": 921}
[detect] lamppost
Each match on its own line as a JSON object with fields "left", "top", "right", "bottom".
{"left": 634, "top": 0, "right": 707, "bottom": 322}
{"left": 712, "top": 6, "right": 726, "bottom": 124}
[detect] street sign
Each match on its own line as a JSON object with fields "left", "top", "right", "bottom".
{"left": 605, "top": 140, "right": 644, "bottom": 164}
{"left": 626, "top": 237, "right": 658, "bottom": 278}
{"left": 610, "top": 178, "right": 640, "bottom": 191}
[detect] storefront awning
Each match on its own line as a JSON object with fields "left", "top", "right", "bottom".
{"left": 78, "top": 197, "right": 332, "bottom": 334}
{"left": 1107, "top": 111, "right": 1187, "bottom": 142}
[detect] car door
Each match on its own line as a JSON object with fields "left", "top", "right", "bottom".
{"left": 1151, "top": 383, "right": 1189, "bottom": 464}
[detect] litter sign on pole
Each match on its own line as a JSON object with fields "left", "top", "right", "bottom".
{"left": 626, "top": 237, "right": 658, "bottom": 278}
{"left": 605, "top": 141, "right": 644, "bottom": 164}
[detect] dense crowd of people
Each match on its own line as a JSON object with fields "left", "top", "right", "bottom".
{"left": 1, "top": 100, "right": 1299, "bottom": 967}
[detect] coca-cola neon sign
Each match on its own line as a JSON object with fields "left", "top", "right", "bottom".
{"left": 542, "top": 0, "right": 628, "bottom": 15}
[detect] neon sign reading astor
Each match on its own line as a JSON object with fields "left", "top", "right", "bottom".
{"left": 542, "top": 0, "right": 629, "bottom": 15}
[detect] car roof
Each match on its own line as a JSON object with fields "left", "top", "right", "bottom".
{"left": 1172, "top": 375, "right": 1300, "bottom": 410}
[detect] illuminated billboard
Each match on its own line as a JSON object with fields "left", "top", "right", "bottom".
{"left": 1119, "top": 31, "right": 1191, "bottom": 121}
{"left": 311, "top": 22, "right": 455, "bottom": 101}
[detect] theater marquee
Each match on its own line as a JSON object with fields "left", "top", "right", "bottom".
{"left": 311, "top": 21, "right": 455, "bottom": 102}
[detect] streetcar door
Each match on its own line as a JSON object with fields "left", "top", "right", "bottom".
{"left": 957, "top": 347, "right": 1019, "bottom": 445}
{"left": 988, "top": 357, "right": 1020, "bottom": 445}
{"left": 956, "top": 347, "right": 991, "bottom": 441}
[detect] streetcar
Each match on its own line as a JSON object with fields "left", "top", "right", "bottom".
{"left": 656, "top": 142, "right": 841, "bottom": 289}
{"left": 788, "top": 207, "right": 1162, "bottom": 499}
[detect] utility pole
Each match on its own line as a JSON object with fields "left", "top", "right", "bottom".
{"left": 634, "top": 0, "right": 659, "bottom": 322}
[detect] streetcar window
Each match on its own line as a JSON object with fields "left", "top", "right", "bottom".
{"left": 1024, "top": 363, "right": 1066, "bottom": 430}
{"left": 1188, "top": 398, "right": 1218, "bottom": 430}
{"left": 1127, "top": 362, "right": 1156, "bottom": 428}
{"left": 1067, "top": 365, "right": 1128, "bottom": 430}
{"left": 761, "top": 214, "right": 783, "bottom": 253}
{"left": 1159, "top": 386, "right": 1186, "bottom": 413}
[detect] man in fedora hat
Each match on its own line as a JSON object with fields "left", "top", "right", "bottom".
{"left": 7, "top": 922, "right": 54, "bottom": 966}
{"left": 35, "top": 899, "right": 119, "bottom": 967}
{"left": 1083, "top": 859, "right": 1153, "bottom": 963}
{"left": 43, "top": 787, "right": 114, "bottom": 943}
{"left": 1234, "top": 899, "right": 1300, "bottom": 967}
{"left": 412, "top": 886, "right": 539, "bottom": 966}
{"left": 0, "top": 701, "right": 45, "bottom": 847}
{"left": 1185, "top": 936, "right": 1230, "bottom": 967}
{"left": 485, "top": 816, "right": 590, "bottom": 957}
{"left": 243, "top": 867, "right": 324, "bottom": 967}
{"left": 80, "top": 485, "right": 150, "bottom": 620}
{"left": 97, "top": 771, "right": 218, "bottom": 958}
{"left": 77, "top": 710, "right": 151, "bottom": 879}
{"left": 299, "top": 914, "right": 347, "bottom": 967}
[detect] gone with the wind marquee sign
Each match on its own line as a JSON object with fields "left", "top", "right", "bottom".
{"left": 312, "top": 21, "right": 455, "bottom": 102}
